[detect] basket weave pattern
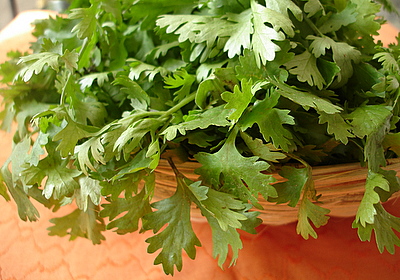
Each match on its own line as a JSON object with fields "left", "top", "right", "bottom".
{"left": 154, "top": 158, "right": 400, "bottom": 225}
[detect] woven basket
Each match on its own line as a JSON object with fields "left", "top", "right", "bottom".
{"left": 154, "top": 158, "right": 400, "bottom": 225}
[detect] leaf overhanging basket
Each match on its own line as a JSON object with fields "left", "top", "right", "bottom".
{"left": 154, "top": 158, "right": 400, "bottom": 225}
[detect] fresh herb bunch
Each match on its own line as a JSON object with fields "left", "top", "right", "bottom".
{"left": 1, "top": 0, "right": 400, "bottom": 275}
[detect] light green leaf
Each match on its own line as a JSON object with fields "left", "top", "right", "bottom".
{"left": 164, "top": 70, "right": 196, "bottom": 102}
{"left": 304, "top": 0, "right": 324, "bottom": 18}
{"left": 22, "top": 156, "right": 81, "bottom": 200}
{"left": 240, "top": 131, "right": 286, "bottom": 162}
{"left": 223, "top": 10, "right": 253, "bottom": 58}
{"left": 48, "top": 203, "right": 105, "bottom": 244}
{"left": 308, "top": 35, "right": 361, "bottom": 85}
{"left": 100, "top": 188, "right": 152, "bottom": 234}
{"left": 113, "top": 75, "right": 150, "bottom": 110}
{"left": 69, "top": 6, "right": 98, "bottom": 39}
{"left": 53, "top": 120, "right": 99, "bottom": 157}
{"left": 318, "top": 2, "right": 358, "bottom": 33}
{"left": 188, "top": 181, "right": 247, "bottom": 231}
{"left": 353, "top": 203, "right": 400, "bottom": 254}
{"left": 222, "top": 79, "right": 255, "bottom": 122}
{"left": 374, "top": 52, "right": 400, "bottom": 73}
{"left": 75, "top": 176, "right": 102, "bottom": 212}
{"left": 79, "top": 72, "right": 110, "bottom": 89}
{"left": 17, "top": 52, "right": 60, "bottom": 82}
{"left": 349, "top": 0, "right": 381, "bottom": 36}
{"left": 347, "top": 105, "right": 392, "bottom": 138}
{"left": 1, "top": 159, "right": 39, "bottom": 221}
{"left": 75, "top": 136, "right": 105, "bottom": 175}
{"left": 297, "top": 198, "right": 330, "bottom": 239}
{"left": 162, "top": 105, "right": 233, "bottom": 141}
{"left": 250, "top": 1, "right": 285, "bottom": 66}
{"left": 60, "top": 49, "right": 79, "bottom": 72}
{"left": 263, "top": 0, "right": 303, "bottom": 21}
{"left": 284, "top": 50, "right": 325, "bottom": 89}
{"left": 355, "top": 171, "right": 390, "bottom": 227}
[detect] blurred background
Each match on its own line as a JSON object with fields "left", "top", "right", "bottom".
{"left": 0, "top": 0, "right": 71, "bottom": 30}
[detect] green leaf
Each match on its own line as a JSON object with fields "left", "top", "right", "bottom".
{"left": 1, "top": 167, "right": 39, "bottom": 221}
{"left": 75, "top": 136, "right": 105, "bottom": 175}
{"left": 53, "top": 120, "right": 99, "bottom": 157}
{"left": 208, "top": 217, "right": 243, "bottom": 267}
{"left": 100, "top": 171, "right": 152, "bottom": 200}
{"left": 355, "top": 171, "right": 390, "bottom": 227}
{"left": 349, "top": 0, "right": 381, "bottom": 36}
{"left": 112, "top": 118, "right": 162, "bottom": 159}
{"left": 188, "top": 181, "right": 247, "bottom": 231}
{"left": 308, "top": 35, "right": 361, "bottom": 85}
{"left": 235, "top": 47, "right": 291, "bottom": 83}
{"left": 162, "top": 105, "right": 233, "bottom": 141}
{"left": 222, "top": 79, "right": 256, "bottom": 122}
{"left": 60, "top": 49, "right": 79, "bottom": 72}
{"left": 164, "top": 70, "right": 196, "bottom": 102}
{"left": 184, "top": 175, "right": 257, "bottom": 268}
{"left": 347, "top": 105, "right": 392, "bottom": 138}
{"left": 318, "top": 2, "right": 358, "bottom": 33}
{"left": 270, "top": 166, "right": 308, "bottom": 207}
{"left": 79, "top": 72, "right": 110, "bottom": 89}
{"left": 273, "top": 81, "right": 342, "bottom": 114}
{"left": 365, "top": 118, "right": 391, "bottom": 171}
{"left": 304, "top": 0, "right": 325, "bottom": 17}
{"left": 195, "top": 74, "right": 228, "bottom": 109}
{"left": 263, "top": 0, "right": 303, "bottom": 21}
{"left": 130, "top": 0, "right": 199, "bottom": 30}
{"left": 374, "top": 52, "right": 400, "bottom": 73}
{"left": 240, "top": 90, "right": 295, "bottom": 152}
{"left": 195, "top": 129, "right": 277, "bottom": 206}
{"left": 68, "top": 93, "right": 107, "bottom": 127}
{"left": 222, "top": 10, "right": 253, "bottom": 58}
{"left": 69, "top": 6, "right": 98, "bottom": 39}
{"left": 353, "top": 203, "right": 400, "bottom": 254}
{"left": 100, "top": 188, "right": 152, "bottom": 234}
{"left": 17, "top": 52, "right": 61, "bottom": 82}
{"left": 143, "top": 174, "right": 201, "bottom": 275}
{"left": 113, "top": 148, "right": 157, "bottom": 180}
{"left": 250, "top": 0, "right": 285, "bottom": 66}
{"left": 74, "top": 176, "right": 102, "bottom": 212}
{"left": 156, "top": 14, "right": 226, "bottom": 62}
{"left": 22, "top": 156, "right": 81, "bottom": 200}
{"left": 0, "top": 172, "right": 10, "bottom": 201}
{"left": 48, "top": 203, "right": 105, "bottom": 244}
{"left": 296, "top": 198, "right": 330, "bottom": 239}
{"left": 240, "top": 131, "right": 286, "bottom": 162}
{"left": 318, "top": 112, "right": 353, "bottom": 144}
{"left": 128, "top": 60, "right": 168, "bottom": 82}
{"left": 284, "top": 50, "right": 326, "bottom": 89}
{"left": 113, "top": 75, "right": 150, "bottom": 110}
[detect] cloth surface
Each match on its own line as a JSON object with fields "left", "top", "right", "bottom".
{"left": 1, "top": 11, "right": 400, "bottom": 280}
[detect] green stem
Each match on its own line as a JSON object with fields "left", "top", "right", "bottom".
{"left": 162, "top": 92, "right": 196, "bottom": 117}
{"left": 303, "top": 16, "right": 325, "bottom": 37}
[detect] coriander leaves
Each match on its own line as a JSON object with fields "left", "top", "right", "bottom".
{"left": 1, "top": 0, "right": 400, "bottom": 275}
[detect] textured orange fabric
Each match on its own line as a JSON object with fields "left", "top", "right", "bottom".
{"left": 1, "top": 11, "right": 400, "bottom": 280}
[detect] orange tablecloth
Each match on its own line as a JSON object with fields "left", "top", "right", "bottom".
{"left": 1, "top": 11, "right": 400, "bottom": 280}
